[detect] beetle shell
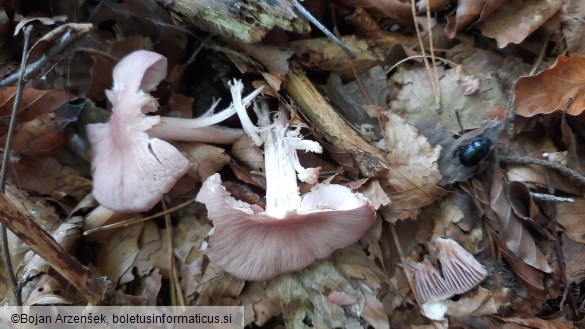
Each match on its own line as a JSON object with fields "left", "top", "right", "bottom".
{"left": 454, "top": 137, "right": 492, "bottom": 167}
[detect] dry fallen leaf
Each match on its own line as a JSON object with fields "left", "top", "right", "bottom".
{"left": 478, "top": 0, "right": 563, "bottom": 48}
{"left": 561, "top": 0, "right": 585, "bottom": 54}
{"left": 444, "top": 0, "right": 506, "bottom": 38}
{"left": 179, "top": 142, "right": 231, "bottom": 182}
{"left": 95, "top": 222, "right": 144, "bottom": 285}
{"left": 380, "top": 112, "right": 444, "bottom": 221}
{"left": 515, "top": 55, "right": 585, "bottom": 116}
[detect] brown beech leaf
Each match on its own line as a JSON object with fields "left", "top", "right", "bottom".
{"left": 497, "top": 316, "right": 573, "bottom": 329}
{"left": 8, "top": 156, "right": 92, "bottom": 201}
{"left": 380, "top": 112, "right": 445, "bottom": 221}
{"left": 488, "top": 169, "right": 551, "bottom": 273}
{"left": 515, "top": 55, "right": 585, "bottom": 116}
{"left": 8, "top": 113, "right": 65, "bottom": 157}
{"left": 0, "top": 87, "right": 73, "bottom": 129}
{"left": 470, "top": 174, "right": 547, "bottom": 299}
{"left": 444, "top": 0, "right": 505, "bottom": 38}
{"left": 477, "top": 0, "right": 563, "bottom": 48}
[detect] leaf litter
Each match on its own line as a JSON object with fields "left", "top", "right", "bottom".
{"left": 0, "top": 0, "right": 584, "bottom": 328}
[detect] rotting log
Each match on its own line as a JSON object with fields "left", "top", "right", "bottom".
{"left": 167, "top": 0, "right": 310, "bottom": 43}
{"left": 286, "top": 67, "right": 389, "bottom": 177}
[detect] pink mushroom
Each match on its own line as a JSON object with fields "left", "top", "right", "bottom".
{"left": 87, "top": 50, "right": 262, "bottom": 212}
{"left": 411, "top": 259, "right": 451, "bottom": 304}
{"left": 411, "top": 237, "right": 487, "bottom": 304}
{"left": 196, "top": 101, "right": 377, "bottom": 281}
{"left": 434, "top": 237, "right": 487, "bottom": 295}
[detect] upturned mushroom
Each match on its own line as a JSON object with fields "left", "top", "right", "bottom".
{"left": 411, "top": 237, "right": 487, "bottom": 304}
{"left": 411, "top": 259, "right": 451, "bottom": 304}
{"left": 87, "top": 50, "right": 262, "bottom": 212}
{"left": 434, "top": 237, "right": 487, "bottom": 295}
{"left": 196, "top": 99, "right": 378, "bottom": 281}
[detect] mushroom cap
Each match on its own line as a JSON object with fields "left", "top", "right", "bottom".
{"left": 87, "top": 50, "right": 190, "bottom": 212}
{"left": 196, "top": 173, "right": 377, "bottom": 281}
{"left": 434, "top": 237, "right": 487, "bottom": 295}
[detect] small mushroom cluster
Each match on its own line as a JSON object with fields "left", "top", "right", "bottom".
{"left": 411, "top": 237, "right": 487, "bottom": 304}
{"left": 88, "top": 50, "right": 378, "bottom": 281}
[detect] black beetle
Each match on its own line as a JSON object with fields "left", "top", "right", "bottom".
{"left": 453, "top": 137, "right": 492, "bottom": 167}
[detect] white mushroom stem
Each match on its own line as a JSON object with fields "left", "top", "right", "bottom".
{"left": 148, "top": 122, "right": 243, "bottom": 144}
{"left": 147, "top": 84, "right": 265, "bottom": 144}
{"left": 254, "top": 108, "right": 322, "bottom": 219}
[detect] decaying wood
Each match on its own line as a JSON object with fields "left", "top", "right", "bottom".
{"left": 286, "top": 68, "right": 389, "bottom": 177}
{"left": 0, "top": 187, "right": 134, "bottom": 305}
{"left": 167, "top": 0, "right": 310, "bottom": 43}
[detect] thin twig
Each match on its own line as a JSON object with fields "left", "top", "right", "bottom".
{"left": 162, "top": 201, "right": 185, "bottom": 306}
{"left": 410, "top": 0, "right": 440, "bottom": 112}
{"left": 386, "top": 55, "right": 458, "bottom": 74}
{"left": 529, "top": 34, "right": 549, "bottom": 76}
{"left": 82, "top": 199, "right": 196, "bottom": 236}
{"left": 499, "top": 154, "right": 585, "bottom": 188}
{"left": 0, "top": 26, "right": 86, "bottom": 87}
{"left": 292, "top": 0, "right": 356, "bottom": 59}
{"left": 425, "top": 5, "right": 441, "bottom": 111}
{"left": 0, "top": 24, "right": 33, "bottom": 306}
{"left": 529, "top": 192, "right": 574, "bottom": 203}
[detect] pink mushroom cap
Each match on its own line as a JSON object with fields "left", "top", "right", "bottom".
{"left": 196, "top": 173, "right": 377, "bottom": 281}
{"left": 87, "top": 50, "right": 190, "bottom": 212}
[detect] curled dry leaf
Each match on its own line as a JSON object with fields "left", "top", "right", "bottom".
{"left": 515, "top": 55, "right": 585, "bottom": 116}
{"left": 470, "top": 166, "right": 549, "bottom": 298}
{"left": 445, "top": 0, "right": 505, "bottom": 38}
{"left": 477, "top": 0, "right": 563, "bottom": 48}
{"left": 380, "top": 112, "right": 444, "bottom": 221}
{"left": 489, "top": 169, "right": 552, "bottom": 273}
